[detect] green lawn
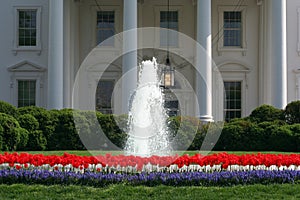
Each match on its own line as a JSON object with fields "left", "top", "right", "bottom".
{"left": 0, "top": 184, "right": 299, "bottom": 200}
{"left": 2, "top": 150, "right": 298, "bottom": 156}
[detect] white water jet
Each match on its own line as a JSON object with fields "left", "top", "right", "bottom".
{"left": 124, "top": 58, "right": 171, "bottom": 157}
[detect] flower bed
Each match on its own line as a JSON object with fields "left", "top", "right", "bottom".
{"left": 1, "top": 169, "right": 300, "bottom": 187}
{"left": 0, "top": 152, "right": 300, "bottom": 186}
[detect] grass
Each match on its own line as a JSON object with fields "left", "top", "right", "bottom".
{"left": 0, "top": 184, "right": 299, "bottom": 200}
{"left": 1, "top": 150, "right": 298, "bottom": 156}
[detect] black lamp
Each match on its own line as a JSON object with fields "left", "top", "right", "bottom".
{"left": 162, "top": 0, "right": 175, "bottom": 88}
{"left": 163, "top": 58, "right": 175, "bottom": 87}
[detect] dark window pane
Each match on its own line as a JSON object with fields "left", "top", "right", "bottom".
{"left": 96, "top": 80, "right": 114, "bottom": 113}
{"left": 18, "top": 10, "right": 37, "bottom": 46}
{"left": 224, "top": 81, "right": 242, "bottom": 121}
{"left": 223, "top": 11, "right": 242, "bottom": 47}
{"left": 97, "top": 11, "right": 115, "bottom": 46}
{"left": 18, "top": 80, "right": 36, "bottom": 107}
{"left": 160, "top": 11, "right": 178, "bottom": 47}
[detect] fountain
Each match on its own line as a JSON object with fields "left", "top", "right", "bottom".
{"left": 124, "top": 58, "right": 171, "bottom": 157}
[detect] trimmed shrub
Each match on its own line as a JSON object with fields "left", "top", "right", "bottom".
{"left": 0, "top": 101, "right": 18, "bottom": 117}
{"left": 285, "top": 101, "right": 300, "bottom": 124}
{"left": 0, "top": 113, "right": 28, "bottom": 151}
{"left": 289, "top": 124, "right": 300, "bottom": 152}
{"left": 268, "top": 125, "right": 296, "bottom": 152}
{"left": 214, "top": 120, "right": 246, "bottom": 151}
{"left": 17, "top": 114, "right": 46, "bottom": 151}
{"left": 198, "top": 122, "right": 225, "bottom": 151}
{"left": 249, "top": 104, "right": 284, "bottom": 123}
{"left": 76, "top": 111, "right": 102, "bottom": 150}
{"left": 17, "top": 114, "right": 39, "bottom": 131}
{"left": 25, "top": 130, "right": 47, "bottom": 151}
{"left": 18, "top": 106, "right": 56, "bottom": 149}
{"left": 0, "top": 125, "right": 3, "bottom": 150}
{"left": 214, "top": 119, "right": 265, "bottom": 151}
{"left": 49, "top": 109, "right": 85, "bottom": 150}
{"left": 167, "top": 116, "right": 200, "bottom": 150}
{"left": 96, "top": 113, "right": 127, "bottom": 150}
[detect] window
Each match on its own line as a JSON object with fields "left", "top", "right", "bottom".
{"left": 223, "top": 11, "right": 242, "bottom": 47}
{"left": 13, "top": 7, "right": 41, "bottom": 54}
{"left": 217, "top": 6, "right": 246, "bottom": 55}
{"left": 96, "top": 80, "right": 114, "bottom": 113}
{"left": 18, "top": 10, "right": 37, "bottom": 46}
{"left": 97, "top": 11, "right": 115, "bottom": 46}
{"left": 160, "top": 11, "right": 178, "bottom": 47}
{"left": 18, "top": 80, "right": 36, "bottom": 107}
{"left": 224, "top": 81, "right": 242, "bottom": 121}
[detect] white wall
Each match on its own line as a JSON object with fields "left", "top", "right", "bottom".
{"left": 287, "top": 0, "right": 300, "bottom": 103}
{"left": 0, "top": 0, "right": 298, "bottom": 117}
{"left": 0, "top": 0, "right": 49, "bottom": 107}
{"left": 212, "top": 0, "right": 260, "bottom": 116}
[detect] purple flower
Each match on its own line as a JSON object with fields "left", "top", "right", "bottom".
{"left": 0, "top": 169, "right": 299, "bottom": 186}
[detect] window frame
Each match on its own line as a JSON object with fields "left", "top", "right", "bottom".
{"left": 154, "top": 6, "right": 183, "bottom": 49}
{"left": 17, "top": 79, "right": 37, "bottom": 107}
{"left": 159, "top": 10, "right": 179, "bottom": 47}
{"left": 217, "top": 6, "right": 247, "bottom": 55}
{"left": 90, "top": 5, "right": 121, "bottom": 49}
{"left": 13, "top": 6, "right": 42, "bottom": 55}
{"left": 95, "top": 79, "right": 115, "bottom": 114}
{"left": 218, "top": 62, "right": 251, "bottom": 121}
{"left": 223, "top": 11, "right": 242, "bottom": 47}
{"left": 96, "top": 10, "right": 116, "bottom": 47}
{"left": 223, "top": 81, "right": 242, "bottom": 121}
{"left": 8, "top": 61, "right": 46, "bottom": 107}
{"left": 13, "top": 75, "right": 41, "bottom": 108}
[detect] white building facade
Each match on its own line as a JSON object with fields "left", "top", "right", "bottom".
{"left": 0, "top": 0, "right": 299, "bottom": 121}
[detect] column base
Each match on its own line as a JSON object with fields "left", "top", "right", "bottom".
{"left": 199, "top": 115, "right": 214, "bottom": 122}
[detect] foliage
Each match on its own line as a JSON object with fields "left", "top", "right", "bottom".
{"left": 285, "top": 100, "right": 300, "bottom": 124}
{"left": 0, "top": 100, "right": 299, "bottom": 152}
{"left": 0, "top": 113, "right": 28, "bottom": 151}
{"left": 25, "top": 130, "right": 47, "bottom": 151}
{"left": 96, "top": 113, "right": 127, "bottom": 150}
{"left": 0, "top": 100, "right": 18, "bottom": 117}
{"left": 0, "top": 169, "right": 300, "bottom": 187}
{"left": 49, "top": 109, "right": 85, "bottom": 150}
{"left": 17, "top": 114, "right": 46, "bottom": 151}
{"left": 18, "top": 106, "right": 56, "bottom": 149}
{"left": 249, "top": 104, "right": 284, "bottom": 123}
{"left": 0, "top": 184, "right": 299, "bottom": 200}
{"left": 268, "top": 125, "right": 297, "bottom": 152}
{"left": 17, "top": 114, "right": 39, "bottom": 132}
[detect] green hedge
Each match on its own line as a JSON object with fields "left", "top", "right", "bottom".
{"left": 17, "top": 114, "right": 46, "bottom": 151}
{"left": 18, "top": 106, "right": 57, "bottom": 150}
{"left": 249, "top": 104, "right": 284, "bottom": 123}
{"left": 285, "top": 101, "right": 300, "bottom": 124}
{"left": 0, "top": 101, "right": 18, "bottom": 117}
{"left": 0, "top": 101, "right": 299, "bottom": 152}
{"left": 0, "top": 113, "right": 28, "bottom": 151}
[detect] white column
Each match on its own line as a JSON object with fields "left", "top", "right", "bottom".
{"left": 63, "top": 0, "right": 71, "bottom": 108}
{"left": 271, "top": 0, "right": 287, "bottom": 109}
{"left": 196, "top": 0, "right": 213, "bottom": 122}
{"left": 122, "top": 0, "right": 138, "bottom": 113}
{"left": 48, "top": 0, "right": 64, "bottom": 109}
